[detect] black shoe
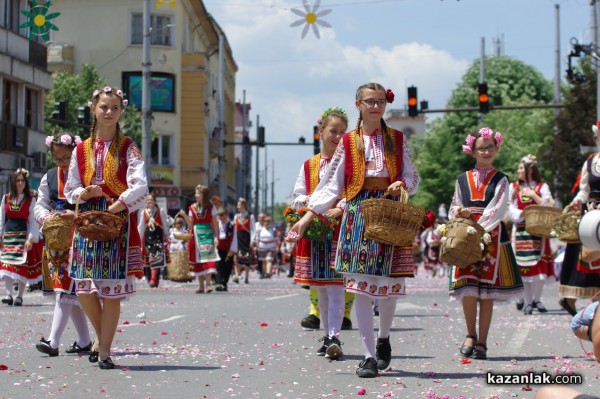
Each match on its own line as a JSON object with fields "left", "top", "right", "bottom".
{"left": 356, "top": 357, "right": 378, "bottom": 378}
{"left": 300, "top": 314, "right": 320, "bottom": 330}
{"left": 66, "top": 341, "right": 93, "bottom": 354}
{"left": 316, "top": 336, "right": 328, "bottom": 356}
{"left": 341, "top": 317, "right": 352, "bottom": 330}
{"left": 523, "top": 303, "right": 534, "bottom": 315}
{"left": 13, "top": 296, "right": 23, "bottom": 306}
{"left": 533, "top": 300, "right": 548, "bottom": 313}
{"left": 35, "top": 338, "right": 59, "bottom": 357}
{"left": 516, "top": 299, "right": 524, "bottom": 311}
{"left": 1, "top": 295, "right": 13, "bottom": 306}
{"left": 375, "top": 337, "right": 392, "bottom": 370}
{"left": 459, "top": 335, "right": 477, "bottom": 358}
{"left": 472, "top": 343, "right": 488, "bottom": 360}
{"left": 215, "top": 284, "right": 225, "bottom": 292}
{"left": 373, "top": 305, "right": 379, "bottom": 317}
{"left": 98, "top": 357, "right": 115, "bottom": 370}
{"left": 89, "top": 350, "right": 99, "bottom": 363}
{"left": 559, "top": 298, "right": 577, "bottom": 316}
{"left": 325, "top": 336, "right": 344, "bottom": 360}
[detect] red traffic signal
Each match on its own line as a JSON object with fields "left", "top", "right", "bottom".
{"left": 478, "top": 83, "right": 490, "bottom": 114}
{"left": 407, "top": 86, "right": 418, "bottom": 117}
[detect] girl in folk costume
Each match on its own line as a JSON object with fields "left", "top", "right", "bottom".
{"left": 65, "top": 86, "right": 149, "bottom": 370}
{"left": 287, "top": 83, "right": 419, "bottom": 378}
{"left": 138, "top": 194, "right": 171, "bottom": 288}
{"left": 231, "top": 198, "right": 255, "bottom": 284}
{"left": 168, "top": 215, "right": 190, "bottom": 252}
{"left": 0, "top": 168, "right": 41, "bottom": 306}
{"left": 215, "top": 207, "right": 236, "bottom": 291}
{"left": 508, "top": 154, "right": 555, "bottom": 315}
{"left": 253, "top": 216, "right": 279, "bottom": 278}
{"left": 181, "top": 185, "right": 219, "bottom": 293}
{"left": 33, "top": 133, "right": 93, "bottom": 357}
{"left": 449, "top": 128, "right": 523, "bottom": 360}
{"left": 559, "top": 122, "right": 600, "bottom": 316}
{"left": 291, "top": 106, "right": 349, "bottom": 359}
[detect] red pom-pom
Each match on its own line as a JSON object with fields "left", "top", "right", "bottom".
{"left": 386, "top": 89, "right": 395, "bottom": 104}
{"left": 421, "top": 210, "right": 436, "bottom": 229}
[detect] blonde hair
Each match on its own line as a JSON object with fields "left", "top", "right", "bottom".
{"left": 354, "top": 82, "right": 395, "bottom": 154}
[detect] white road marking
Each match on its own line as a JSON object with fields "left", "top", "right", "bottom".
{"left": 265, "top": 293, "right": 301, "bottom": 301}
{"left": 118, "top": 315, "right": 185, "bottom": 327}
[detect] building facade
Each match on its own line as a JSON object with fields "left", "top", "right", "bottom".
{"left": 47, "top": 0, "right": 238, "bottom": 211}
{"left": 0, "top": 0, "right": 53, "bottom": 195}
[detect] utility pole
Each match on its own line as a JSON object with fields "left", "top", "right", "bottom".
{"left": 254, "top": 114, "right": 260, "bottom": 216}
{"left": 142, "top": 0, "right": 153, "bottom": 184}
{"left": 554, "top": 4, "right": 562, "bottom": 118}
{"left": 241, "top": 90, "right": 249, "bottom": 202}
{"left": 263, "top": 146, "right": 268, "bottom": 213}
{"left": 479, "top": 37, "right": 485, "bottom": 123}
{"left": 270, "top": 159, "right": 275, "bottom": 220}
{"left": 218, "top": 34, "right": 226, "bottom": 203}
{"left": 593, "top": 1, "right": 600, "bottom": 120}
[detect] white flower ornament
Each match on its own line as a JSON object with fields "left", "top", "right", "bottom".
{"left": 466, "top": 226, "right": 477, "bottom": 235}
{"left": 290, "top": 0, "right": 332, "bottom": 39}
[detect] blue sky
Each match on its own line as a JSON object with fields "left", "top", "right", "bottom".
{"left": 205, "top": 0, "right": 591, "bottom": 206}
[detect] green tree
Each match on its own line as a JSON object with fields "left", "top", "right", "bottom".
{"left": 544, "top": 60, "right": 597, "bottom": 205}
{"left": 412, "top": 56, "right": 554, "bottom": 212}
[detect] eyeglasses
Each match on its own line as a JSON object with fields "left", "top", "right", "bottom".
{"left": 360, "top": 99, "right": 387, "bottom": 108}
{"left": 475, "top": 145, "right": 496, "bottom": 153}
{"left": 52, "top": 156, "right": 71, "bottom": 163}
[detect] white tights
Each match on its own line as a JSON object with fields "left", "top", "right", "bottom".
{"left": 523, "top": 280, "right": 546, "bottom": 305}
{"left": 354, "top": 294, "right": 397, "bottom": 359}
{"left": 316, "top": 285, "right": 345, "bottom": 337}
{"left": 48, "top": 298, "right": 91, "bottom": 349}
{"left": 4, "top": 277, "right": 25, "bottom": 298}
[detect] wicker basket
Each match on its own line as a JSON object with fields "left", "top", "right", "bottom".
{"left": 42, "top": 215, "right": 74, "bottom": 251}
{"left": 362, "top": 189, "right": 425, "bottom": 246}
{"left": 173, "top": 232, "right": 193, "bottom": 241}
{"left": 167, "top": 250, "right": 193, "bottom": 282}
{"left": 523, "top": 205, "right": 562, "bottom": 238}
{"left": 439, "top": 217, "right": 485, "bottom": 269}
{"left": 552, "top": 206, "right": 580, "bottom": 244}
{"left": 74, "top": 194, "right": 124, "bottom": 241}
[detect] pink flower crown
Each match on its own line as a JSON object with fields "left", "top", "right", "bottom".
{"left": 462, "top": 127, "right": 503, "bottom": 154}
{"left": 91, "top": 86, "right": 129, "bottom": 107}
{"left": 15, "top": 168, "right": 29, "bottom": 178}
{"left": 45, "top": 134, "right": 82, "bottom": 148}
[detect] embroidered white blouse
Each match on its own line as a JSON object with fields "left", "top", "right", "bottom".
{"left": 307, "top": 132, "right": 419, "bottom": 215}
{"left": 291, "top": 157, "right": 346, "bottom": 210}
{"left": 449, "top": 166, "right": 508, "bottom": 232}
{"left": 507, "top": 181, "right": 552, "bottom": 223}
{"left": 0, "top": 194, "right": 38, "bottom": 241}
{"left": 573, "top": 154, "right": 600, "bottom": 203}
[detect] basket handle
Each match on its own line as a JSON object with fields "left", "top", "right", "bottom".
{"left": 75, "top": 192, "right": 114, "bottom": 217}
{"left": 383, "top": 186, "right": 409, "bottom": 203}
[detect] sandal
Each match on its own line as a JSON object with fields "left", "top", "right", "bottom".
{"left": 195, "top": 288, "right": 204, "bottom": 294}
{"left": 472, "top": 343, "right": 488, "bottom": 360}
{"left": 533, "top": 301, "right": 548, "bottom": 313}
{"left": 459, "top": 335, "right": 477, "bottom": 358}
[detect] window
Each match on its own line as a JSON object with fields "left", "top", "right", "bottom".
{"left": 3, "top": 80, "right": 18, "bottom": 124}
{"left": 131, "top": 13, "right": 173, "bottom": 46}
{"left": 6, "top": 0, "right": 20, "bottom": 32}
{"left": 25, "top": 88, "right": 39, "bottom": 130}
{"left": 151, "top": 135, "right": 172, "bottom": 165}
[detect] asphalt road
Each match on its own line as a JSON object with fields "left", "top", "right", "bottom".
{"left": 0, "top": 268, "right": 597, "bottom": 399}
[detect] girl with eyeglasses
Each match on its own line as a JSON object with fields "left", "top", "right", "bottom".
{"left": 0, "top": 168, "right": 41, "bottom": 307}
{"left": 449, "top": 128, "right": 523, "bottom": 361}
{"left": 33, "top": 133, "right": 93, "bottom": 357}
{"left": 508, "top": 155, "right": 555, "bottom": 315}
{"left": 287, "top": 83, "right": 420, "bottom": 378}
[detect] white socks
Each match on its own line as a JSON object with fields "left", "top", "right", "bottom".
{"left": 48, "top": 299, "right": 92, "bottom": 349}
{"left": 316, "top": 286, "right": 345, "bottom": 337}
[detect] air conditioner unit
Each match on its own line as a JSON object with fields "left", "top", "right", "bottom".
{"left": 18, "top": 157, "right": 34, "bottom": 171}
{"left": 34, "top": 151, "right": 47, "bottom": 169}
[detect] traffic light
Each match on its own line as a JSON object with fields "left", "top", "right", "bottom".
{"left": 313, "top": 125, "right": 320, "bottom": 155}
{"left": 478, "top": 82, "right": 490, "bottom": 114}
{"left": 52, "top": 101, "right": 68, "bottom": 126}
{"left": 77, "top": 106, "right": 91, "bottom": 127}
{"left": 407, "top": 86, "right": 418, "bottom": 117}
{"left": 257, "top": 126, "right": 265, "bottom": 147}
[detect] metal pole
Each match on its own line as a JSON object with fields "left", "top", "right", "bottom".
{"left": 241, "top": 90, "right": 247, "bottom": 201}
{"left": 263, "top": 146, "right": 268, "bottom": 212}
{"left": 142, "top": 0, "right": 153, "bottom": 183}
{"left": 218, "top": 34, "right": 226, "bottom": 203}
{"left": 479, "top": 37, "right": 485, "bottom": 123}
{"left": 594, "top": 1, "right": 600, "bottom": 120}
{"left": 554, "top": 4, "right": 561, "bottom": 118}
{"left": 254, "top": 115, "right": 260, "bottom": 215}
{"left": 271, "top": 159, "right": 275, "bottom": 220}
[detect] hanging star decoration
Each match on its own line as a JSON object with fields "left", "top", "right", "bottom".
{"left": 290, "top": 0, "right": 332, "bottom": 39}
{"left": 157, "top": 0, "right": 176, "bottom": 9}
{"left": 19, "top": 1, "right": 60, "bottom": 41}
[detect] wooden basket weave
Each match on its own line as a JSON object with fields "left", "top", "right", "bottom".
{"left": 42, "top": 215, "right": 74, "bottom": 251}
{"left": 167, "top": 250, "right": 193, "bottom": 282}
{"left": 552, "top": 206, "right": 580, "bottom": 244}
{"left": 74, "top": 194, "right": 124, "bottom": 241}
{"left": 440, "top": 217, "right": 485, "bottom": 269}
{"left": 173, "top": 232, "right": 193, "bottom": 242}
{"left": 522, "top": 205, "right": 562, "bottom": 238}
{"left": 362, "top": 189, "right": 425, "bottom": 246}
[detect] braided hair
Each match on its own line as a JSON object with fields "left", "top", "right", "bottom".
{"left": 88, "top": 88, "right": 127, "bottom": 170}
